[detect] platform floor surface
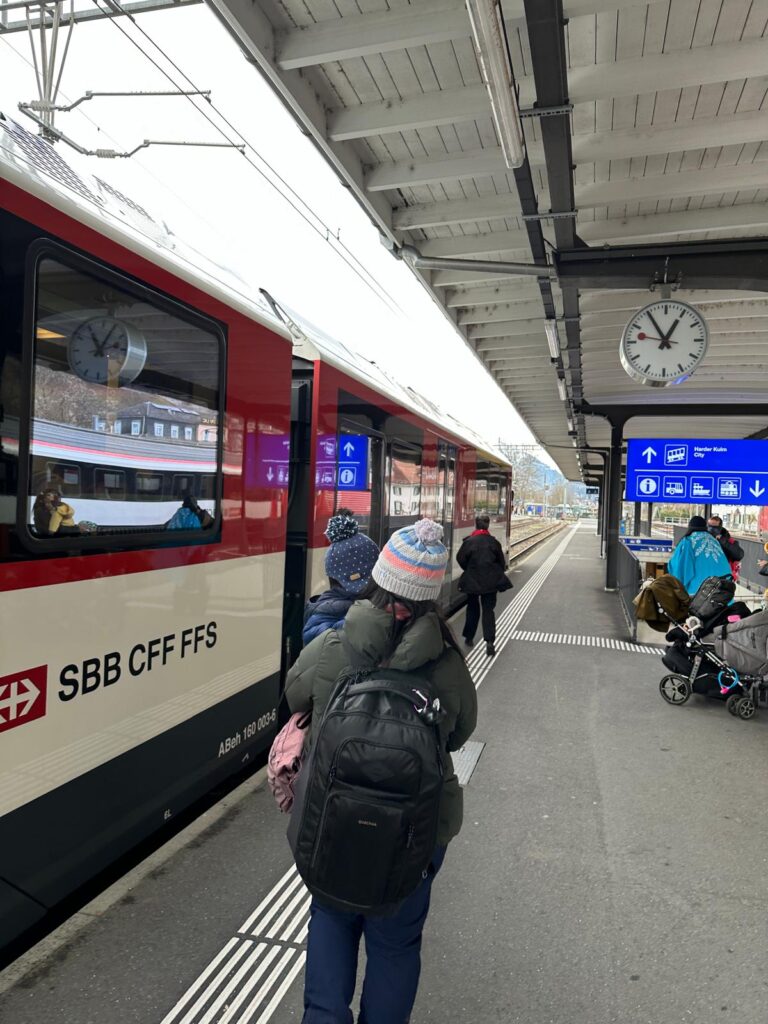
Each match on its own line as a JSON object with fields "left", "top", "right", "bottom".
{"left": 2, "top": 523, "right": 767, "bottom": 1024}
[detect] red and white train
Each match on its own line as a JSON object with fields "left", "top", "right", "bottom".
{"left": 0, "top": 115, "right": 512, "bottom": 951}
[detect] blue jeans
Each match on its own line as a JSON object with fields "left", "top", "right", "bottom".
{"left": 301, "top": 846, "right": 447, "bottom": 1024}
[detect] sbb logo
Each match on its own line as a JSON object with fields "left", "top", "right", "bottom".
{"left": 0, "top": 665, "right": 47, "bottom": 734}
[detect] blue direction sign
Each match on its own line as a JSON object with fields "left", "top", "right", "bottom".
{"left": 336, "top": 434, "right": 369, "bottom": 491}
{"left": 626, "top": 438, "right": 768, "bottom": 505}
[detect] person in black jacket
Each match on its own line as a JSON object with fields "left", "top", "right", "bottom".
{"left": 456, "top": 514, "right": 511, "bottom": 657}
{"left": 707, "top": 515, "right": 744, "bottom": 574}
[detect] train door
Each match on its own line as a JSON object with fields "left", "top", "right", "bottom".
{"left": 385, "top": 439, "right": 423, "bottom": 540}
{"left": 336, "top": 421, "right": 386, "bottom": 550}
{"left": 438, "top": 443, "right": 456, "bottom": 595}
{"left": 281, "top": 358, "right": 313, "bottom": 675}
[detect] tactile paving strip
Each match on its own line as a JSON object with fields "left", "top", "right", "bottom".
{"left": 452, "top": 740, "right": 485, "bottom": 786}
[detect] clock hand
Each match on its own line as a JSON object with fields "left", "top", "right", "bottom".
{"left": 636, "top": 332, "right": 665, "bottom": 342}
{"left": 646, "top": 312, "right": 666, "bottom": 339}
{"left": 660, "top": 318, "right": 681, "bottom": 350}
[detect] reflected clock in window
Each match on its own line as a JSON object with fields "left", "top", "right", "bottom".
{"left": 68, "top": 316, "right": 147, "bottom": 386}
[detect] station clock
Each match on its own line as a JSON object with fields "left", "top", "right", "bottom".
{"left": 619, "top": 300, "right": 708, "bottom": 387}
{"left": 68, "top": 316, "right": 148, "bottom": 386}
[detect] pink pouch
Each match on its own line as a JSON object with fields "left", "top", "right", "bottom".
{"left": 267, "top": 711, "right": 310, "bottom": 813}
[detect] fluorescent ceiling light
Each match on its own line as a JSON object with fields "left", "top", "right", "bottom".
{"left": 36, "top": 327, "right": 66, "bottom": 340}
{"left": 556, "top": 377, "right": 566, "bottom": 401}
{"left": 544, "top": 319, "right": 560, "bottom": 360}
{"left": 466, "top": 0, "right": 525, "bottom": 169}
{"left": 567, "top": 416, "right": 575, "bottom": 432}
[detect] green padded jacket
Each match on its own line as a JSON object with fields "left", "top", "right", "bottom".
{"left": 284, "top": 600, "right": 478, "bottom": 846}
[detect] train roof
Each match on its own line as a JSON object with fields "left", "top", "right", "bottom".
{"left": 0, "top": 114, "right": 510, "bottom": 469}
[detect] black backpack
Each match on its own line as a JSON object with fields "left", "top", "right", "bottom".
{"left": 287, "top": 665, "right": 445, "bottom": 916}
{"left": 689, "top": 575, "right": 736, "bottom": 623}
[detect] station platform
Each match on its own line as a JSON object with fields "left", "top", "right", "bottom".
{"left": 2, "top": 523, "right": 767, "bottom": 1024}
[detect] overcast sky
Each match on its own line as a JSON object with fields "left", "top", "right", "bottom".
{"left": 1, "top": 4, "right": 546, "bottom": 456}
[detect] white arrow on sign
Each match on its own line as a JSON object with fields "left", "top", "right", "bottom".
{"left": 343, "top": 441, "right": 355, "bottom": 457}
{"left": 749, "top": 480, "right": 766, "bottom": 498}
{"left": 266, "top": 466, "right": 274, "bottom": 482}
{"left": 642, "top": 446, "right": 657, "bottom": 464}
{"left": 0, "top": 677, "right": 41, "bottom": 722}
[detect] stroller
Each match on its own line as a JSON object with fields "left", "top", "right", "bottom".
{"left": 645, "top": 575, "right": 767, "bottom": 720}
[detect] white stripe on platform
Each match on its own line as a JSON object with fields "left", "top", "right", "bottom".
{"left": 508, "top": 632, "right": 663, "bottom": 655}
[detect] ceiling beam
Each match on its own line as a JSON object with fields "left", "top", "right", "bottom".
{"left": 275, "top": 1, "right": 468, "bottom": 69}
{"left": 579, "top": 290, "right": 768, "bottom": 314}
{"left": 458, "top": 300, "right": 546, "bottom": 325}
{"left": 446, "top": 284, "right": 547, "bottom": 307}
{"left": 419, "top": 232, "right": 530, "bottom": 259}
{"left": 577, "top": 164, "right": 768, "bottom": 209}
{"left": 328, "top": 37, "right": 768, "bottom": 141}
{"left": 471, "top": 320, "right": 545, "bottom": 340}
{"left": 580, "top": 300, "right": 768, "bottom": 326}
{"left": 274, "top": 0, "right": 652, "bottom": 69}
{"left": 580, "top": 204, "right": 768, "bottom": 245}
{"left": 366, "top": 148, "right": 505, "bottom": 192}
{"left": 391, "top": 165, "right": 768, "bottom": 228}
{"left": 475, "top": 333, "right": 545, "bottom": 350}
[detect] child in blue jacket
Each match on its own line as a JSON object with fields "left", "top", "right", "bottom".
{"left": 302, "top": 509, "right": 379, "bottom": 645}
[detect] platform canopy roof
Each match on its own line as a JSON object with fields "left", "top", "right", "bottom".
{"left": 200, "top": 0, "right": 768, "bottom": 480}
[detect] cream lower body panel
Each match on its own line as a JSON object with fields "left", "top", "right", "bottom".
{"left": 0, "top": 551, "right": 285, "bottom": 817}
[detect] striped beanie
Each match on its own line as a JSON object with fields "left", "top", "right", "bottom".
{"left": 372, "top": 518, "right": 448, "bottom": 602}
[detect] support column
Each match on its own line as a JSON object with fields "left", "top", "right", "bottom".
{"left": 703, "top": 502, "right": 713, "bottom": 522}
{"left": 633, "top": 502, "right": 642, "bottom": 536}
{"left": 646, "top": 502, "right": 653, "bottom": 536}
{"left": 597, "top": 483, "right": 604, "bottom": 543}
{"left": 605, "top": 422, "right": 624, "bottom": 591}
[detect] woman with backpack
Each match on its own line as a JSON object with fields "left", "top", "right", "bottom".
{"left": 284, "top": 517, "right": 477, "bottom": 1024}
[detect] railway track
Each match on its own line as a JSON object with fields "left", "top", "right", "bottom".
{"left": 507, "top": 518, "right": 566, "bottom": 563}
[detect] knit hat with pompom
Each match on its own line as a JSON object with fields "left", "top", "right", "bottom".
{"left": 372, "top": 518, "right": 448, "bottom": 602}
{"left": 324, "top": 511, "right": 379, "bottom": 594}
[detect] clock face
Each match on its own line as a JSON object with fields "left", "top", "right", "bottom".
{"left": 620, "top": 300, "right": 708, "bottom": 387}
{"left": 68, "top": 317, "right": 147, "bottom": 386}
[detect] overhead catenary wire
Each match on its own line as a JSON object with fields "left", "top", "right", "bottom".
{"left": 83, "top": 0, "right": 403, "bottom": 316}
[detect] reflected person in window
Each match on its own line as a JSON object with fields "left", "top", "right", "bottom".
{"left": 32, "top": 490, "right": 95, "bottom": 536}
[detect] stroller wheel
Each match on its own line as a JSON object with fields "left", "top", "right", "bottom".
{"left": 659, "top": 674, "right": 691, "bottom": 705}
{"left": 726, "top": 694, "right": 742, "bottom": 716}
{"left": 736, "top": 697, "right": 756, "bottom": 720}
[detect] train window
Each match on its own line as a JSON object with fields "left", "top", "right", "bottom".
{"left": 200, "top": 475, "right": 216, "bottom": 501}
{"left": 136, "top": 472, "right": 163, "bottom": 494}
{"left": 44, "top": 461, "right": 80, "bottom": 497}
{"left": 388, "top": 441, "right": 422, "bottom": 534}
{"left": 94, "top": 468, "right": 126, "bottom": 500}
{"left": 25, "top": 252, "right": 223, "bottom": 546}
{"left": 173, "top": 474, "right": 195, "bottom": 498}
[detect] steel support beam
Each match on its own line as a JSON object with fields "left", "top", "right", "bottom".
{"left": 554, "top": 238, "right": 768, "bottom": 292}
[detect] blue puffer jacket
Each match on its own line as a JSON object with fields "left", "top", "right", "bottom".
{"left": 302, "top": 588, "right": 356, "bottom": 645}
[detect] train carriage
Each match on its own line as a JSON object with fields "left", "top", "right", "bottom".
{"left": 0, "top": 115, "right": 511, "bottom": 952}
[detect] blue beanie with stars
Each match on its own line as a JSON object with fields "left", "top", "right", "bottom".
{"left": 324, "top": 511, "right": 379, "bottom": 594}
